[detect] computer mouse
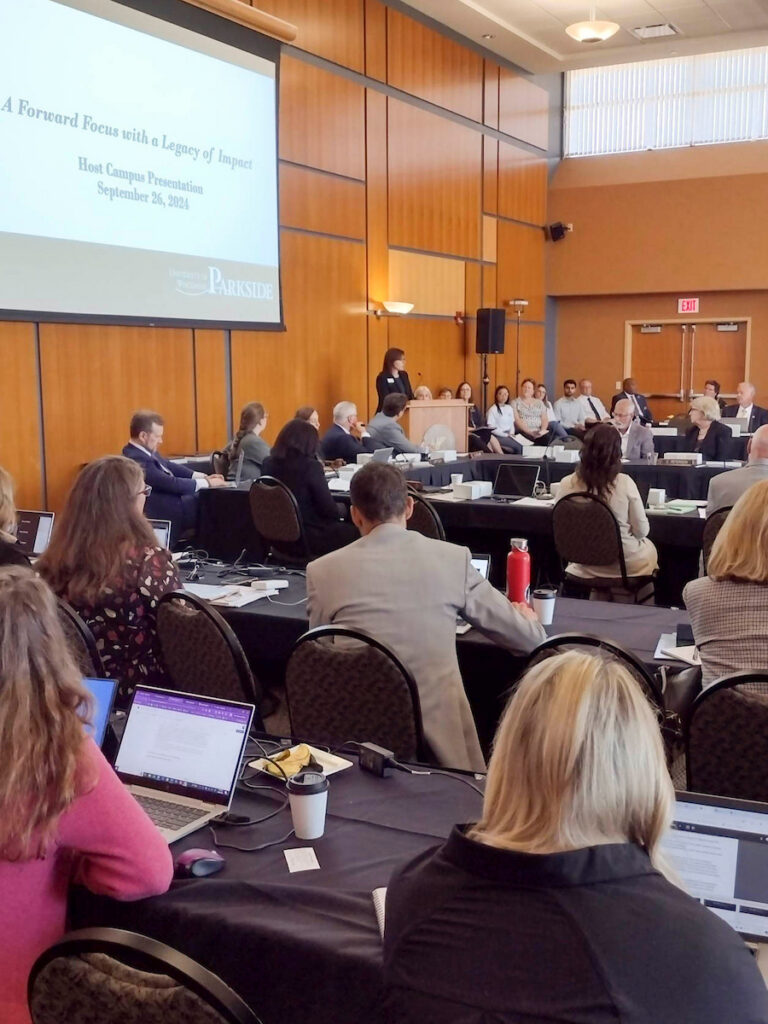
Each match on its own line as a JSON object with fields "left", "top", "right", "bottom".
{"left": 174, "top": 848, "right": 226, "bottom": 879}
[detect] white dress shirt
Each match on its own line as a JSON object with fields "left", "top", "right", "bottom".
{"left": 486, "top": 404, "right": 516, "bottom": 436}
{"left": 553, "top": 396, "right": 585, "bottom": 429}
{"left": 579, "top": 394, "right": 608, "bottom": 422}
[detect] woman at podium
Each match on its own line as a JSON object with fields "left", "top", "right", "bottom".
{"left": 375, "top": 348, "right": 414, "bottom": 412}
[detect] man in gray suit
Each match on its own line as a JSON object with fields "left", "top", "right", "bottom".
{"left": 367, "top": 394, "right": 420, "bottom": 455}
{"left": 612, "top": 398, "right": 654, "bottom": 460}
{"left": 306, "top": 463, "right": 546, "bottom": 773}
{"left": 706, "top": 425, "right": 768, "bottom": 514}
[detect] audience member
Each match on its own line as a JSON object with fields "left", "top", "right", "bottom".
{"left": 553, "top": 378, "right": 587, "bottom": 437}
{"left": 295, "top": 406, "right": 320, "bottom": 430}
{"left": 0, "top": 467, "right": 29, "bottom": 568}
{"left": 684, "top": 396, "right": 731, "bottom": 462}
{"left": 367, "top": 395, "right": 420, "bottom": 455}
{"left": 512, "top": 378, "right": 561, "bottom": 444}
{"left": 437, "top": 387, "right": 453, "bottom": 400}
{"left": 383, "top": 649, "right": 768, "bottom": 1023}
{"left": 225, "top": 401, "right": 270, "bottom": 481}
{"left": 706, "top": 424, "right": 768, "bottom": 514}
{"left": 457, "top": 382, "right": 502, "bottom": 454}
{"left": 375, "top": 348, "right": 414, "bottom": 412}
{"left": 123, "top": 410, "right": 225, "bottom": 536}
{"left": 306, "top": 463, "right": 545, "bottom": 771}
{"left": 578, "top": 378, "right": 611, "bottom": 426}
{"left": 263, "top": 419, "right": 358, "bottom": 556}
{"left": 0, "top": 566, "right": 172, "bottom": 1024}
{"left": 722, "top": 381, "right": 768, "bottom": 434}
{"left": 703, "top": 379, "right": 727, "bottom": 412}
{"left": 556, "top": 424, "right": 658, "bottom": 580}
{"left": 320, "top": 402, "right": 381, "bottom": 464}
{"left": 486, "top": 385, "right": 522, "bottom": 454}
{"left": 534, "top": 383, "right": 569, "bottom": 440}
{"left": 611, "top": 377, "right": 653, "bottom": 424}
{"left": 685, "top": 480, "right": 768, "bottom": 688}
{"left": 37, "top": 456, "right": 180, "bottom": 706}
{"left": 612, "top": 398, "right": 654, "bottom": 459}
{"left": 413, "top": 385, "right": 433, "bottom": 401}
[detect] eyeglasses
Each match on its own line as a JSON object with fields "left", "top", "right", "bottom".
{"left": 138, "top": 485, "right": 152, "bottom": 497}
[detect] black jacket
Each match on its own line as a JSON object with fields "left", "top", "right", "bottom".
{"left": 319, "top": 424, "right": 379, "bottom": 464}
{"left": 611, "top": 390, "right": 653, "bottom": 424}
{"left": 261, "top": 454, "right": 342, "bottom": 532}
{"left": 382, "top": 827, "right": 768, "bottom": 1024}
{"left": 0, "top": 537, "right": 31, "bottom": 568}
{"left": 375, "top": 371, "right": 413, "bottom": 413}
{"left": 684, "top": 420, "right": 732, "bottom": 461}
{"left": 722, "top": 404, "right": 768, "bottom": 434}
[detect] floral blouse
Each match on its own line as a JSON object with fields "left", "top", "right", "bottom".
{"left": 68, "top": 547, "right": 180, "bottom": 708}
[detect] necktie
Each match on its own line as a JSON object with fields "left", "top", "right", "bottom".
{"left": 587, "top": 398, "right": 599, "bottom": 419}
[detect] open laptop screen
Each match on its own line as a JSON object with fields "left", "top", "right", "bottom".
{"left": 470, "top": 555, "right": 491, "bottom": 580}
{"left": 493, "top": 464, "right": 540, "bottom": 498}
{"left": 115, "top": 687, "right": 253, "bottom": 805}
{"left": 16, "top": 510, "right": 55, "bottom": 556}
{"left": 147, "top": 518, "right": 172, "bottom": 550}
{"left": 81, "top": 677, "right": 118, "bottom": 749}
{"left": 660, "top": 792, "right": 768, "bottom": 941}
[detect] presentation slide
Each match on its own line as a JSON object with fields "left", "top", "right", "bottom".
{"left": 0, "top": 0, "right": 281, "bottom": 326}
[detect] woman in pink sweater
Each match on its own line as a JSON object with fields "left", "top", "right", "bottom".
{"left": 0, "top": 566, "right": 173, "bottom": 1024}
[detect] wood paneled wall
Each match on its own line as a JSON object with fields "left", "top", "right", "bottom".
{"left": 0, "top": 0, "right": 553, "bottom": 509}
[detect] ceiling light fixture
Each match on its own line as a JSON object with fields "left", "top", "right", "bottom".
{"left": 565, "top": 9, "right": 619, "bottom": 44}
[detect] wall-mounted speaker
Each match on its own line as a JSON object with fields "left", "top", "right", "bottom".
{"left": 476, "top": 308, "right": 505, "bottom": 354}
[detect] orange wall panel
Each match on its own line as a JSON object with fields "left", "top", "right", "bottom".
{"left": 194, "top": 331, "right": 228, "bottom": 451}
{"left": 0, "top": 322, "right": 42, "bottom": 509}
{"left": 496, "top": 221, "right": 546, "bottom": 322}
{"left": 387, "top": 318, "right": 467, "bottom": 398}
{"left": 364, "top": 0, "right": 387, "bottom": 81}
{"left": 255, "top": 0, "right": 364, "bottom": 71}
{"left": 386, "top": 8, "right": 483, "bottom": 122}
{"left": 499, "top": 67, "right": 549, "bottom": 151}
{"left": 280, "top": 163, "right": 366, "bottom": 239}
{"left": 388, "top": 98, "right": 482, "bottom": 260}
{"left": 498, "top": 142, "right": 548, "bottom": 226}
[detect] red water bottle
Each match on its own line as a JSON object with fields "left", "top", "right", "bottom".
{"left": 507, "top": 538, "right": 531, "bottom": 604}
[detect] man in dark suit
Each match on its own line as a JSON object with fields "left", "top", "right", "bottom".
{"left": 320, "top": 401, "right": 383, "bottom": 463}
{"left": 610, "top": 378, "right": 653, "bottom": 425}
{"left": 722, "top": 381, "right": 768, "bottom": 434}
{"left": 123, "top": 410, "right": 225, "bottom": 539}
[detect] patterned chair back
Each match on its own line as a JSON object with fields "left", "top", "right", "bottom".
{"left": 28, "top": 928, "right": 260, "bottom": 1024}
{"left": 156, "top": 592, "right": 263, "bottom": 727}
{"left": 285, "top": 625, "right": 427, "bottom": 761}
{"left": 211, "top": 450, "right": 230, "bottom": 478}
{"left": 57, "top": 599, "right": 105, "bottom": 678}
{"left": 406, "top": 492, "right": 445, "bottom": 541}
{"left": 686, "top": 672, "right": 768, "bottom": 801}
{"left": 248, "top": 477, "right": 310, "bottom": 564}
{"left": 701, "top": 506, "right": 732, "bottom": 574}
{"left": 552, "top": 492, "right": 627, "bottom": 578}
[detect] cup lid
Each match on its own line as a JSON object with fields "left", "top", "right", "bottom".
{"left": 286, "top": 771, "right": 329, "bottom": 795}
{"left": 532, "top": 588, "right": 557, "bottom": 598}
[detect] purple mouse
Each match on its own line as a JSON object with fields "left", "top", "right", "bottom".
{"left": 174, "top": 848, "right": 225, "bottom": 879}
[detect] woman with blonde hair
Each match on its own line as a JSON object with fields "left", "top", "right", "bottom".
{"left": 0, "top": 466, "right": 29, "bottom": 567}
{"left": 225, "top": 401, "right": 270, "bottom": 481}
{"left": 684, "top": 478, "right": 768, "bottom": 687}
{"left": 37, "top": 456, "right": 179, "bottom": 707}
{"left": 383, "top": 650, "right": 768, "bottom": 1023}
{"left": 0, "top": 566, "right": 172, "bottom": 1024}
{"left": 684, "top": 395, "right": 731, "bottom": 461}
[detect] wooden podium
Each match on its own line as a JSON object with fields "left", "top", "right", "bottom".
{"left": 401, "top": 399, "right": 469, "bottom": 452}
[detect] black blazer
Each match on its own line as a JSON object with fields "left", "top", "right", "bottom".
{"left": 610, "top": 391, "right": 653, "bottom": 424}
{"left": 261, "top": 454, "right": 343, "bottom": 532}
{"left": 0, "top": 537, "right": 31, "bottom": 568}
{"left": 722, "top": 404, "right": 768, "bottom": 434}
{"left": 375, "top": 370, "right": 413, "bottom": 413}
{"left": 684, "top": 420, "right": 732, "bottom": 461}
{"left": 319, "top": 424, "right": 379, "bottom": 464}
{"left": 122, "top": 442, "right": 198, "bottom": 539}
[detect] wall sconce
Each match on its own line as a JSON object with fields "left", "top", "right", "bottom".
{"left": 454, "top": 311, "right": 465, "bottom": 325}
{"left": 372, "top": 300, "right": 414, "bottom": 318}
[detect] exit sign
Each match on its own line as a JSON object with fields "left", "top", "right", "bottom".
{"left": 678, "top": 297, "right": 700, "bottom": 313}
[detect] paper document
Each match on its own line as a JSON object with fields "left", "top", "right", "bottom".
{"left": 372, "top": 887, "right": 387, "bottom": 938}
{"left": 327, "top": 478, "right": 350, "bottom": 492}
{"left": 182, "top": 583, "right": 232, "bottom": 601}
{"left": 661, "top": 644, "right": 700, "bottom": 667}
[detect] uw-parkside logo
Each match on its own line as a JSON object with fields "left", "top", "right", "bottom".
{"left": 170, "top": 267, "right": 273, "bottom": 299}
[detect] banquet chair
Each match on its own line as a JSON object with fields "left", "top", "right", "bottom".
{"left": 57, "top": 598, "right": 105, "bottom": 678}
{"left": 406, "top": 491, "right": 446, "bottom": 541}
{"left": 701, "top": 506, "right": 732, "bottom": 574}
{"left": 285, "top": 625, "right": 429, "bottom": 761}
{"left": 157, "top": 591, "right": 264, "bottom": 727}
{"left": 28, "top": 927, "right": 260, "bottom": 1024}
{"left": 552, "top": 492, "right": 656, "bottom": 603}
{"left": 248, "top": 476, "right": 311, "bottom": 568}
{"left": 685, "top": 671, "right": 768, "bottom": 802}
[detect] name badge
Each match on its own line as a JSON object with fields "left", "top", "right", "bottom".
{"left": 387, "top": 378, "right": 394, "bottom": 383}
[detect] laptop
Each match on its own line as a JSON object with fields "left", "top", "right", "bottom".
{"left": 15, "top": 510, "right": 55, "bottom": 557}
{"left": 660, "top": 792, "right": 768, "bottom": 941}
{"left": 81, "top": 677, "right": 118, "bottom": 749}
{"left": 721, "top": 417, "right": 750, "bottom": 437}
{"left": 148, "top": 518, "right": 172, "bottom": 550}
{"left": 492, "top": 464, "right": 541, "bottom": 502}
{"left": 114, "top": 686, "right": 254, "bottom": 843}
{"left": 372, "top": 447, "right": 394, "bottom": 463}
{"left": 457, "top": 554, "right": 492, "bottom": 634}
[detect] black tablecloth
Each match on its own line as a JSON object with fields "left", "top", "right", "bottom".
{"left": 653, "top": 433, "right": 747, "bottom": 460}
{"left": 71, "top": 759, "right": 483, "bottom": 1024}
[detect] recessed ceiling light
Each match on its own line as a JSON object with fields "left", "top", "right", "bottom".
{"left": 482, "top": 33, "right": 495, "bottom": 39}
{"left": 565, "top": 20, "right": 620, "bottom": 43}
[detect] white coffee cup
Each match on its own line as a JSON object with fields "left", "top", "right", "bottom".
{"left": 450, "top": 474, "right": 463, "bottom": 488}
{"left": 286, "top": 771, "right": 329, "bottom": 840}
{"left": 532, "top": 587, "right": 557, "bottom": 625}
{"left": 648, "top": 487, "right": 666, "bottom": 507}
{"left": 550, "top": 482, "right": 561, "bottom": 498}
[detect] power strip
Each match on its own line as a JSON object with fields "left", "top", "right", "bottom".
{"left": 250, "top": 579, "right": 289, "bottom": 590}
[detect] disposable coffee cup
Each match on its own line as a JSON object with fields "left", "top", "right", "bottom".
{"left": 550, "top": 482, "right": 561, "bottom": 498}
{"left": 287, "top": 771, "right": 329, "bottom": 840}
{"left": 532, "top": 587, "right": 557, "bottom": 625}
{"left": 648, "top": 487, "right": 666, "bottom": 507}
{"left": 450, "top": 474, "right": 463, "bottom": 488}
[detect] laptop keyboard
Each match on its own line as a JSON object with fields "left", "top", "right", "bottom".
{"left": 134, "top": 794, "right": 207, "bottom": 831}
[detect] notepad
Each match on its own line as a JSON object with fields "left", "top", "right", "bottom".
{"left": 372, "top": 887, "right": 387, "bottom": 939}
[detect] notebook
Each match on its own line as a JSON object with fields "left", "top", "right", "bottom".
{"left": 114, "top": 686, "right": 254, "bottom": 843}
{"left": 15, "top": 510, "right": 55, "bottom": 557}
{"left": 81, "top": 677, "right": 118, "bottom": 749}
{"left": 492, "top": 464, "right": 540, "bottom": 502}
{"left": 148, "top": 518, "right": 171, "bottom": 550}
{"left": 660, "top": 792, "right": 768, "bottom": 941}
{"left": 456, "top": 554, "right": 491, "bottom": 634}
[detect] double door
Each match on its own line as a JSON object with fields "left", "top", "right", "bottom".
{"left": 625, "top": 319, "right": 749, "bottom": 421}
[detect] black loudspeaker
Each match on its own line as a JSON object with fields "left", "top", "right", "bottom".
{"left": 475, "top": 308, "right": 506, "bottom": 354}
